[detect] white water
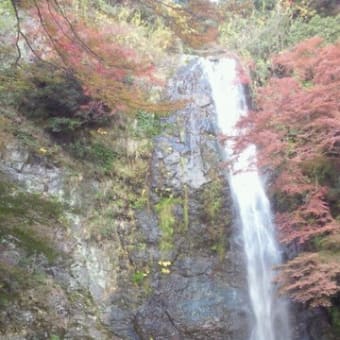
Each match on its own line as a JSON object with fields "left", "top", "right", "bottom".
{"left": 201, "top": 58, "right": 291, "bottom": 340}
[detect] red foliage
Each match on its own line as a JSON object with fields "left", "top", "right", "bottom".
{"left": 234, "top": 38, "right": 340, "bottom": 306}
{"left": 20, "top": 0, "right": 171, "bottom": 115}
{"left": 276, "top": 188, "right": 336, "bottom": 245}
{"left": 235, "top": 38, "right": 340, "bottom": 244}
{"left": 277, "top": 252, "right": 340, "bottom": 307}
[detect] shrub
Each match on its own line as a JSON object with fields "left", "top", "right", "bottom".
{"left": 18, "top": 65, "right": 113, "bottom": 134}
{"left": 287, "top": 14, "right": 340, "bottom": 46}
{"left": 134, "top": 111, "right": 162, "bottom": 138}
{"left": 68, "top": 139, "right": 118, "bottom": 172}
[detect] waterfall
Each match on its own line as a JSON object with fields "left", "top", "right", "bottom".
{"left": 201, "top": 58, "right": 291, "bottom": 340}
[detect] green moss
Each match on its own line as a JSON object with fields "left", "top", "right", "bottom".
{"left": 210, "top": 239, "right": 225, "bottom": 260}
{"left": 0, "top": 177, "right": 66, "bottom": 310}
{"left": 50, "top": 336, "right": 61, "bottom": 340}
{"left": 0, "top": 292, "right": 9, "bottom": 308}
{"left": 200, "top": 177, "right": 231, "bottom": 256}
{"left": 47, "top": 117, "right": 83, "bottom": 133}
{"left": 132, "top": 193, "right": 148, "bottom": 210}
{"left": 202, "top": 178, "right": 224, "bottom": 222}
{"left": 68, "top": 139, "right": 118, "bottom": 174}
{"left": 131, "top": 270, "right": 147, "bottom": 285}
{"left": 155, "top": 196, "right": 180, "bottom": 251}
{"left": 14, "top": 130, "right": 39, "bottom": 150}
{"left": 134, "top": 111, "right": 162, "bottom": 138}
{"left": 87, "top": 209, "right": 117, "bottom": 240}
{"left": 183, "top": 184, "right": 189, "bottom": 231}
{"left": 314, "top": 232, "right": 340, "bottom": 260}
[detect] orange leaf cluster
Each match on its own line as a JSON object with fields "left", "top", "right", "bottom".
{"left": 276, "top": 188, "right": 336, "bottom": 245}
{"left": 235, "top": 37, "right": 340, "bottom": 245}
{"left": 19, "top": 0, "right": 173, "bottom": 115}
{"left": 277, "top": 252, "right": 340, "bottom": 307}
{"left": 234, "top": 38, "right": 340, "bottom": 307}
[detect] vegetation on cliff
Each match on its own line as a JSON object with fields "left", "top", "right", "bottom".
{"left": 0, "top": 0, "right": 339, "bottom": 336}
{"left": 233, "top": 37, "right": 340, "bottom": 308}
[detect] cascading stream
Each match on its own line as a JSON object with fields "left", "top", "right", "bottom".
{"left": 201, "top": 58, "right": 291, "bottom": 340}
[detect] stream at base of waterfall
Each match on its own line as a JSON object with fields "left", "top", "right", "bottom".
{"left": 202, "top": 58, "right": 291, "bottom": 340}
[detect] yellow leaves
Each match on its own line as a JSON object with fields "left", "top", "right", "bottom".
{"left": 96, "top": 128, "right": 108, "bottom": 135}
{"left": 158, "top": 260, "right": 171, "bottom": 274}
{"left": 138, "top": 0, "right": 220, "bottom": 49}
{"left": 256, "top": 17, "right": 266, "bottom": 27}
{"left": 130, "top": 11, "right": 144, "bottom": 28}
{"left": 116, "top": 6, "right": 131, "bottom": 23}
{"left": 151, "top": 19, "right": 174, "bottom": 50}
{"left": 161, "top": 268, "right": 170, "bottom": 274}
{"left": 38, "top": 147, "right": 47, "bottom": 155}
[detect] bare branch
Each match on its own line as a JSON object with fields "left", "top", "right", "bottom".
{"left": 10, "top": 0, "right": 22, "bottom": 66}
{"left": 9, "top": 0, "right": 62, "bottom": 70}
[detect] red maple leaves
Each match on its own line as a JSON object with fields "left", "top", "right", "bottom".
{"left": 277, "top": 252, "right": 340, "bottom": 307}
{"left": 19, "top": 0, "right": 168, "bottom": 115}
{"left": 234, "top": 37, "right": 340, "bottom": 307}
{"left": 236, "top": 37, "right": 340, "bottom": 240}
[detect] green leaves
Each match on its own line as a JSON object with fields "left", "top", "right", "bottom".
{"left": 68, "top": 139, "right": 118, "bottom": 173}
{"left": 288, "top": 14, "right": 340, "bottom": 46}
{"left": 47, "top": 117, "right": 83, "bottom": 133}
{"left": 134, "top": 111, "right": 162, "bottom": 138}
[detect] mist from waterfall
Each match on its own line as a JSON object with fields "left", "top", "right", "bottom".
{"left": 201, "top": 58, "right": 291, "bottom": 340}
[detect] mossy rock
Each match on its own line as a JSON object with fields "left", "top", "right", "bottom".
{"left": 155, "top": 196, "right": 182, "bottom": 252}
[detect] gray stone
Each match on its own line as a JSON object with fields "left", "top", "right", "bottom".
{"left": 133, "top": 58, "right": 252, "bottom": 339}
{"left": 136, "top": 210, "right": 160, "bottom": 244}
{"left": 135, "top": 275, "right": 251, "bottom": 340}
{"left": 194, "top": 93, "right": 211, "bottom": 107}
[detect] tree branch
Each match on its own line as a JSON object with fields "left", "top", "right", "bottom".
{"left": 9, "top": 0, "right": 62, "bottom": 70}
{"left": 10, "top": 0, "right": 22, "bottom": 66}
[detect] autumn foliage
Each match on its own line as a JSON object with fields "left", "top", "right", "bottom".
{"left": 277, "top": 251, "right": 340, "bottom": 307}
{"left": 135, "top": 0, "right": 220, "bottom": 49}
{"left": 234, "top": 37, "right": 340, "bottom": 307}
{"left": 13, "top": 0, "right": 173, "bottom": 118}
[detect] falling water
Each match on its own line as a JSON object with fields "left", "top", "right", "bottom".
{"left": 201, "top": 58, "right": 291, "bottom": 340}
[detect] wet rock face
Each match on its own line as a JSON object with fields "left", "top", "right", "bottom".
{"left": 135, "top": 278, "right": 249, "bottom": 340}
{"left": 0, "top": 58, "right": 252, "bottom": 339}
{"left": 151, "top": 60, "right": 216, "bottom": 193}
{"left": 132, "top": 58, "right": 252, "bottom": 339}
